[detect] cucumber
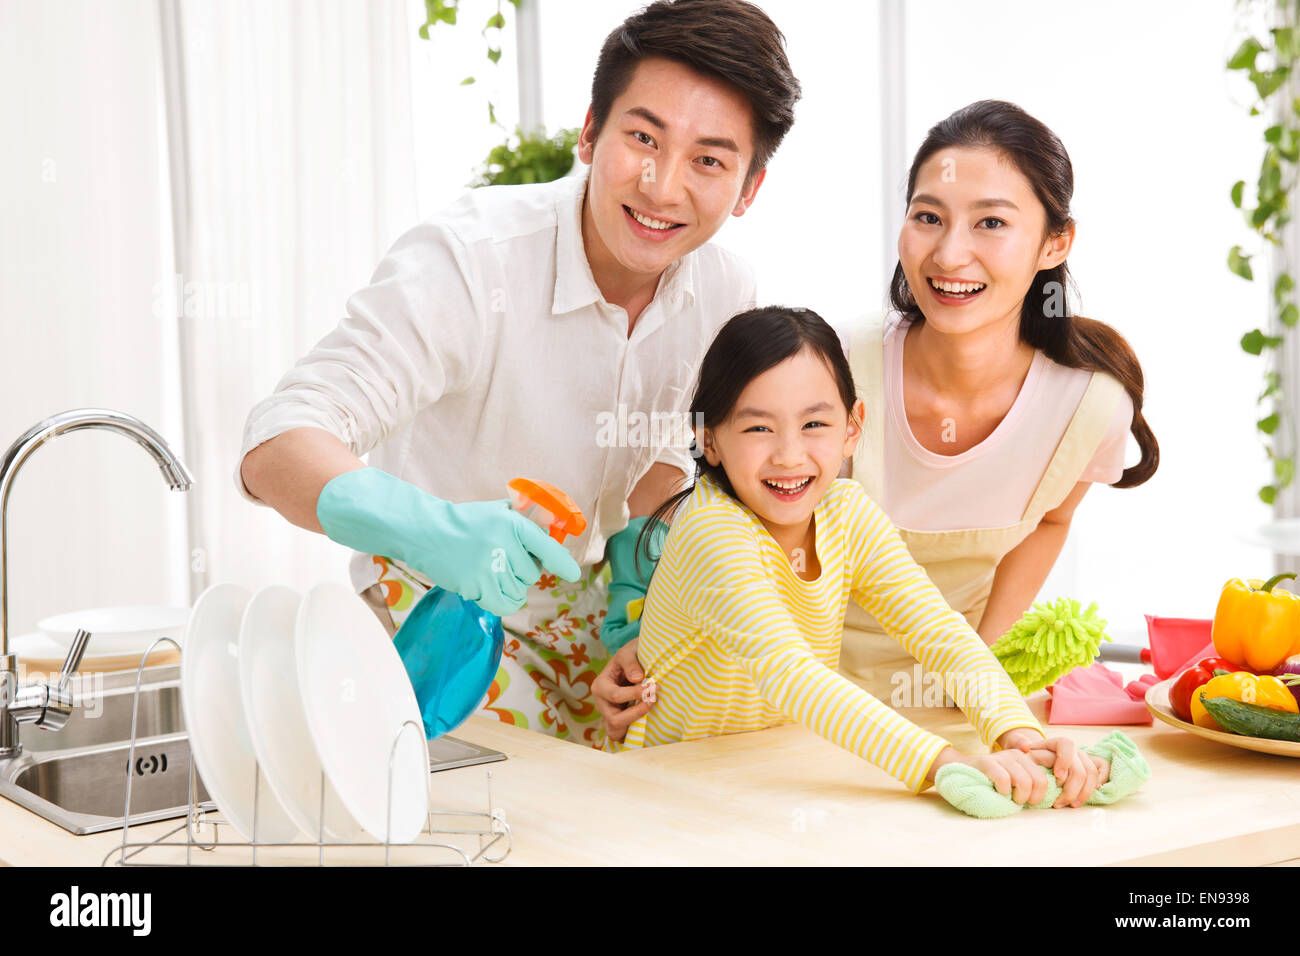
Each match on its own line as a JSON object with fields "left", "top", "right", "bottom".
{"left": 1200, "top": 696, "right": 1300, "bottom": 743}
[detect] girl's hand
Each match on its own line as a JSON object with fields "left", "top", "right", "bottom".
{"left": 1020, "top": 737, "right": 1105, "bottom": 807}
{"left": 996, "top": 727, "right": 1046, "bottom": 751}
{"left": 968, "top": 749, "right": 1052, "bottom": 807}
{"left": 1028, "top": 749, "right": 1111, "bottom": 788}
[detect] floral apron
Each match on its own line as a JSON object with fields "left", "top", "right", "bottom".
{"left": 363, "top": 555, "right": 613, "bottom": 750}
{"left": 840, "top": 313, "right": 1124, "bottom": 700}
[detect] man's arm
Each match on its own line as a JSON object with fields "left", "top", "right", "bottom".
{"left": 235, "top": 219, "right": 487, "bottom": 524}
{"left": 625, "top": 461, "right": 688, "bottom": 519}
{"left": 239, "top": 427, "right": 365, "bottom": 533}
{"left": 975, "top": 480, "right": 1092, "bottom": 645}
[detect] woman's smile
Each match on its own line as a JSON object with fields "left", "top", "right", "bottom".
{"left": 925, "top": 275, "right": 988, "bottom": 306}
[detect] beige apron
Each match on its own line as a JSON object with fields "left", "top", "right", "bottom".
{"left": 839, "top": 313, "right": 1124, "bottom": 699}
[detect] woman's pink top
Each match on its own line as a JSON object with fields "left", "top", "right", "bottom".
{"left": 880, "top": 315, "right": 1133, "bottom": 532}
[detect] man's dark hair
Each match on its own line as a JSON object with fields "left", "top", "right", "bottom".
{"left": 589, "top": 0, "right": 801, "bottom": 183}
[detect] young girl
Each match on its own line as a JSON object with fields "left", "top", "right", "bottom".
{"left": 612, "top": 306, "right": 1109, "bottom": 806}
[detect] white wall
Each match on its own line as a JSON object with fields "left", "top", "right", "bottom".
{"left": 0, "top": 0, "right": 186, "bottom": 639}
{"left": 409, "top": 0, "right": 524, "bottom": 218}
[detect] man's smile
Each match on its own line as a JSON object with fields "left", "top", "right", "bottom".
{"left": 622, "top": 203, "right": 686, "bottom": 239}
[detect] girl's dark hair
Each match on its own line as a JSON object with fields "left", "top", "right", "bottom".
{"left": 889, "top": 99, "right": 1158, "bottom": 488}
{"left": 589, "top": 0, "right": 801, "bottom": 185}
{"left": 635, "top": 306, "right": 857, "bottom": 566}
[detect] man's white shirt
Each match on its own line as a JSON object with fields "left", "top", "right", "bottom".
{"left": 237, "top": 167, "right": 757, "bottom": 594}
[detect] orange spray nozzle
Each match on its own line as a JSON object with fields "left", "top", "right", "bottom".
{"left": 507, "top": 477, "right": 588, "bottom": 544}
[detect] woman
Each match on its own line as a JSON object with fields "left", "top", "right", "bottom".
{"left": 594, "top": 99, "right": 1158, "bottom": 732}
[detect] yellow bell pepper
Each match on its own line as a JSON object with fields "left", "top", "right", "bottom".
{"left": 1190, "top": 670, "right": 1299, "bottom": 730}
{"left": 1211, "top": 572, "right": 1300, "bottom": 673}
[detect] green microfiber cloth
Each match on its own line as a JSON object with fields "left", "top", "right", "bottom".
{"left": 934, "top": 731, "right": 1150, "bottom": 819}
{"left": 990, "top": 597, "right": 1113, "bottom": 696}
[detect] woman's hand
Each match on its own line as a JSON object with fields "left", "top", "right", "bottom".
{"left": 593, "top": 640, "right": 654, "bottom": 742}
{"left": 1019, "top": 737, "right": 1108, "bottom": 807}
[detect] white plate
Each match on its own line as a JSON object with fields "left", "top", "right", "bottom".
{"left": 39, "top": 605, "right": 190, "bottom": 654}
{"left": 10, "top": 631, "right": 175, "bottom": 663}
{"left": 238, "top": 585, "right": 365, "bottom": 842}
{"left": 181, "top": 584, "right": 299, "bottom": 843}
{"left": 295, "top": 582, "right": 427, "bottom": 844}
{"left": 8, "top": 630, "right": 179, "bottom": 675}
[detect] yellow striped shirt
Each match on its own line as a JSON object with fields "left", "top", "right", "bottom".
{"left": 616, "top": 474, "right": 1043, "bottom": 793}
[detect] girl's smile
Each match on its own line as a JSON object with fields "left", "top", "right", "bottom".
{"left": 760, "top": 474, "right": 814, "bottom": 502}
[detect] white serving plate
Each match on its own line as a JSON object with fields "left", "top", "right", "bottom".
{"left": 39, "top": 605, "right": 190, "bottom": 655}
{"left": 8, "top": 630, "right": 180, "bottom": 673}
{"left": 238, "top": 585, "right": 365, "bottom": 842}
{"left": 295, "top": 582, "right": 427, "bottom": 844}
{"left": 181, "top": 584, "right": 300, "bottom": 843}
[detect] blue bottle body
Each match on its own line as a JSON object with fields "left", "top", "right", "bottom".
{"left": 392, "top": 586, "right": 505, "bottom": 739}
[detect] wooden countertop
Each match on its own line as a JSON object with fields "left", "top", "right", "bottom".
{"left": 3, "top": 690, "right": 1300, "bottom": 866}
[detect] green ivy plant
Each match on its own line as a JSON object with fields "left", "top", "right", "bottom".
{"left": 471, "top": 127, "right": 580, "bottom": 187}
{"left": 418, "top": 0, "right": 581, "bottom": 190}
{"left": 1228, "top": 9, "right": 1300, "bottom": 504}
{"left": 419, "top": 0, "right": 520, "bottom": 129}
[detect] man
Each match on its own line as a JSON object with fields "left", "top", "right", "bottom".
{"left": 237, "top": 0, "right": 800, "bottom": 747}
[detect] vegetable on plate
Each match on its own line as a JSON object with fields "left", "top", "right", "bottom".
{"left": 1169, "top": 657, "right": 1243, "bottom": 723}
{"left": 1199, "top": 696, "right": 1300, "bottom": 743}
{"left": 1211, "top": 572, "right": 1300, "bottom": 673}
{"left": 1189, "top": 671, "right": 1298, "bottom": 732}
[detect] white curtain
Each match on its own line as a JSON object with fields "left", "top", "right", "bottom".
{"left": 162, "top": 0, "right": 419, "bottom": 595}
{"left": 0, "top": 0, "right": 182, "bottom": 639}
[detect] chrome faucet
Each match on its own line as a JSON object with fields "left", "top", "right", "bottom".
{"left": 0, "top": 409, "right": 193, "bottom": 758}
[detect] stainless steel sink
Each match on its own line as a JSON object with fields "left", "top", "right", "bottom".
{"left": 0, "top": 732, "right": 210, "bottom": 835}
{"left": 0, "top": 664, "right": 210, "bottom": 834}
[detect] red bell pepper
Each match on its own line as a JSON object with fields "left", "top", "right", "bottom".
{"left": 1170, "top": 657, "right": 1245, "bottom": 723}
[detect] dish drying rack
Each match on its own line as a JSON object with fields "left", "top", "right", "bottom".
{"left": 101, "top": 638, "right": 512, "bottom": 866}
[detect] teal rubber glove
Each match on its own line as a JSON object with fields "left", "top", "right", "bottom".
{"left": 316, "top": 467, "right": 582, "bottom": 618}
{"left": 600, "top": 515, "right": 667, "bottom": 655}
